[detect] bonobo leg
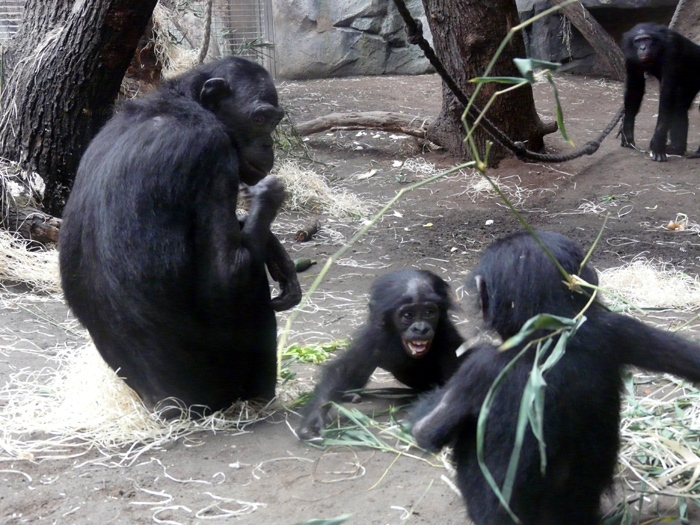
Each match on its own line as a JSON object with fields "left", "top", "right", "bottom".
{"left": 650, "top": 81, "right": 678, "bottom": 162}
{"left": 667, "top": 111, "right": 688, "bottom": 156}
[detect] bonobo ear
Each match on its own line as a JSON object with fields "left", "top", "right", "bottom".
{"left": 475, "top": 274, "right": 489, "bottom": 317}
{"left": 200, "top": 78, "right": 232, "bottom": 109}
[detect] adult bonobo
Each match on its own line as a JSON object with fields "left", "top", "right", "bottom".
{"left": 297, "top": 269, "right": 465, "bottom": 440}
{"left": 620, "top": 23, "right": 700, "bottom": 161}
{"left": 411, "top": 231, "right": 700, "bottom": 525}
{"left": 60, "top": 57, "right": 301, "bottom": 413}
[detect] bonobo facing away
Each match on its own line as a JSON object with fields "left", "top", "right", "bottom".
{"left": 297, "top": 269, "right": 464, "bottom": 440}
{"left": 60, "top": 57, "right": 300, "bottom": 413}
{"left": 621, "top": 23, "right": 700, "bottom": 161}
{"left": 411, "top": 231, "right": 700, "bottom": 525}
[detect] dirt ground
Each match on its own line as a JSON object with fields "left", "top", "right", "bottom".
{"left": 2, "top": 73, "right": 700, "bottom": 525}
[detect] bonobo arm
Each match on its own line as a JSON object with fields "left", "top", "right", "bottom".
{"left": 649, "top": 79, "right": 676, "bottom": 161}
{"left": 297, "top": 331, "right": 379, "bottom": 440}
{"left": 241, "top": 176, "right": 286, "bottom": 261}
{"left": 265, "top": 232, "right": 301, "bottom": 312}
{"left": 410, "top": 343, "right": 501, "bottom": 451}
{"left": 621, "top": 66, "right": 645, "bottom": 149}
{"left": 606, "top": 312, "right": 700, "bottom": 382}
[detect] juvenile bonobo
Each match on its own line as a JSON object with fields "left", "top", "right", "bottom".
{"left": 620, "top": 23, "right": 700, "bottom": 161}
{"left": 60, "top": 57, "right": 300, "bottom": 413}
{"left": 411, "top": 231, "right": 700, "bottom": 525}
{"left": 297, "top": 269, "right": 464, "bottom": 440}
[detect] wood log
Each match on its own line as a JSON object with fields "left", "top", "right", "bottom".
{"left": 295, "top": 111, "right": 431, "bottom": 138}
{"left": 5, "top": 206, "right": 61, "bottom": 245}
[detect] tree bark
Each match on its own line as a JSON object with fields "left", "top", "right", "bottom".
{"left": 421, "top": 0, "right": 550, "bottom": 165}
{"left": 295, "top": 111, "right": 430, "bottom": 138}
{"left": 550, "top": 0, "right": 625, "bottom": 82}
{"left": 0, "top": 0, "right": 158, "bottom": 216}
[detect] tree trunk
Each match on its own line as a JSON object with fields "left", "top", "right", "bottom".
{"left": 421, "top": 0, "right": 550, "bottom": 165}
{"left": 0, "top": 0, "right": 158, "bottom": 216}
{"left": 550, "top": 0, "right": 625, "bottom": 82}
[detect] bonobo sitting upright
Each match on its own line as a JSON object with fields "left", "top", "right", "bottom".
{"left": 60, "top": 57, "right": 300, "bottom": 413}
{"left": 297, "top": 269, "right": 465, "bottom": 440}
{"left": 620, "top": 23, "right": 700, "bottom": 161}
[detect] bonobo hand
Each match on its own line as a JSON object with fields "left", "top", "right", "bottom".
{"left": 248, "top": 175, "right": 286, "bottom": 212}
{"left": 266, "top": 233, "right": 302, "bottom": 312}
{"left": 649, "top": 134, "right": 667, "bottom": 162}
{"left": 296, "top": 408, "right": 326, "bottom": 441}
{"left": 619, "top": 128, "right": 635, "bottom": 149}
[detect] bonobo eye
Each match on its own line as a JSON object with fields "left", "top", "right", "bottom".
{"left": 424, "top": 307, "right": 438, "bottom": 318}
{"left": 402, "top": 311, "right": 414, "bottom": 321}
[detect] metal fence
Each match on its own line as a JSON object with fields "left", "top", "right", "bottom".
{"left": 0, "top": 0, "right": 22, "bottom": 42}
{"left": 0, "top": 0, "right": 275, "bottom": 73}
{"left": 212, "top": 0, "right": 275, "bottom": 74}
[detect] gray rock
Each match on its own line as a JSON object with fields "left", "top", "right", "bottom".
{"left": 515, "top": 0, "right": 679, "bottom": 76}
{"left": 273, "top": 0, "right": 433, "bottom": 79}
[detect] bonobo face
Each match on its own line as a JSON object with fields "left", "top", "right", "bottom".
{"left": 393, "top": 302, "right": 439, "bottom": 358}
{"left": 199, "top": 61, "right": 284, "bottom": 185}
{"left": 633, "top": 32, "right": 657, "bottom": 63}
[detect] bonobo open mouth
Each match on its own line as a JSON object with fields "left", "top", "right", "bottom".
{"left": 402, "top": 339, "right": 431, "bottom": 358}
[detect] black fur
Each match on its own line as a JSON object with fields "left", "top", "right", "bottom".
{"left": 297, "top": 269, "right": 464, "bottom": 440}
{"left": 411, "top": 231, "right": 700, "bottom": 525}
{"left": 621, "top": 23, "right": 700, "bottom": 161}
{"left": 59, "top": 57, "right": 300, "bottom": 413}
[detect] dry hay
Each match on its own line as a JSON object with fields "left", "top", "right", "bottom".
{"left": 599, "top": 258, "right": 700, "bottom": 312}
{"left": 273, "top": 159, "right": 372, "bottom": 219}
{"left": 400, "top": 158, "right": 536, "bottom": 208}
{"left": 618, "top": 374, "right": 700, "bottom": 509}
{"left": 0, "top": 340, "right": 281, "bottom": 465}
{"left": 0, "top": 229, "right": 60, "bottom": 294}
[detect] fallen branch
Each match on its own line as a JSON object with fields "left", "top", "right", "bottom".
{"left": 295, "top": 111, "right": 431, "bottom": 138}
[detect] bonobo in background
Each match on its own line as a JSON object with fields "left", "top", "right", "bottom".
{"left": 620, "top": 23, "right": 700, "bottom": 162}
{"left": 297, "top": 269, "right": 465, "bottom": 441}
{"left": 60, "top": 57, "right": 300, "bottom": 414}
{"left": 411, "top": 231, "right": 700, "bottom": 525}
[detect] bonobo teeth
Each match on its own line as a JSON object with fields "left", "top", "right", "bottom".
{"left": 404, "top": 339, "right": 430, "bottom": 357}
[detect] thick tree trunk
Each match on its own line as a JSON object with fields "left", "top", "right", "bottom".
{"left": 0, "top": 0, "right": 158, "bottom": 216}
{"left": 550, "top": 0, "right": 625, "bottom": 82}
{"left": 421, "top": 0, "right": 549, "bottom": 165}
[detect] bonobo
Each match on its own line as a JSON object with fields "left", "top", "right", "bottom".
{"left": 60, "top": 57, "right": 300, "bottom": 413}
{"left": 621, "top": 23, "right": 700, "bottom": 161}
{"left": 411, "top": 231, "right": 700, "bottom": 525}
{"left": 297, "top": 269, "right": 464, "bottom": 440}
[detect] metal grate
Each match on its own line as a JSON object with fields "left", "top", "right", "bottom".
{"left": 212, "top": 0, "right": 275, "bottom": 75}
{"left": 0, "top": 1, "right": 275, "bottom": 73}
{"left": 0, "top": 0, "right": 23, "bottom": 42}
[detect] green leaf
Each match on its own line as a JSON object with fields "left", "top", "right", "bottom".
{"left": 471, "top": 76, "right": 528, "bottom": 85}
{"left": 499, "top": 314, "right": 578, "bottom": 350}
{"left": 513, "top": 58, "right": 561, "bottom": 83}
{"left": 544, "top": 72, "right": 574, "bottom": 146}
